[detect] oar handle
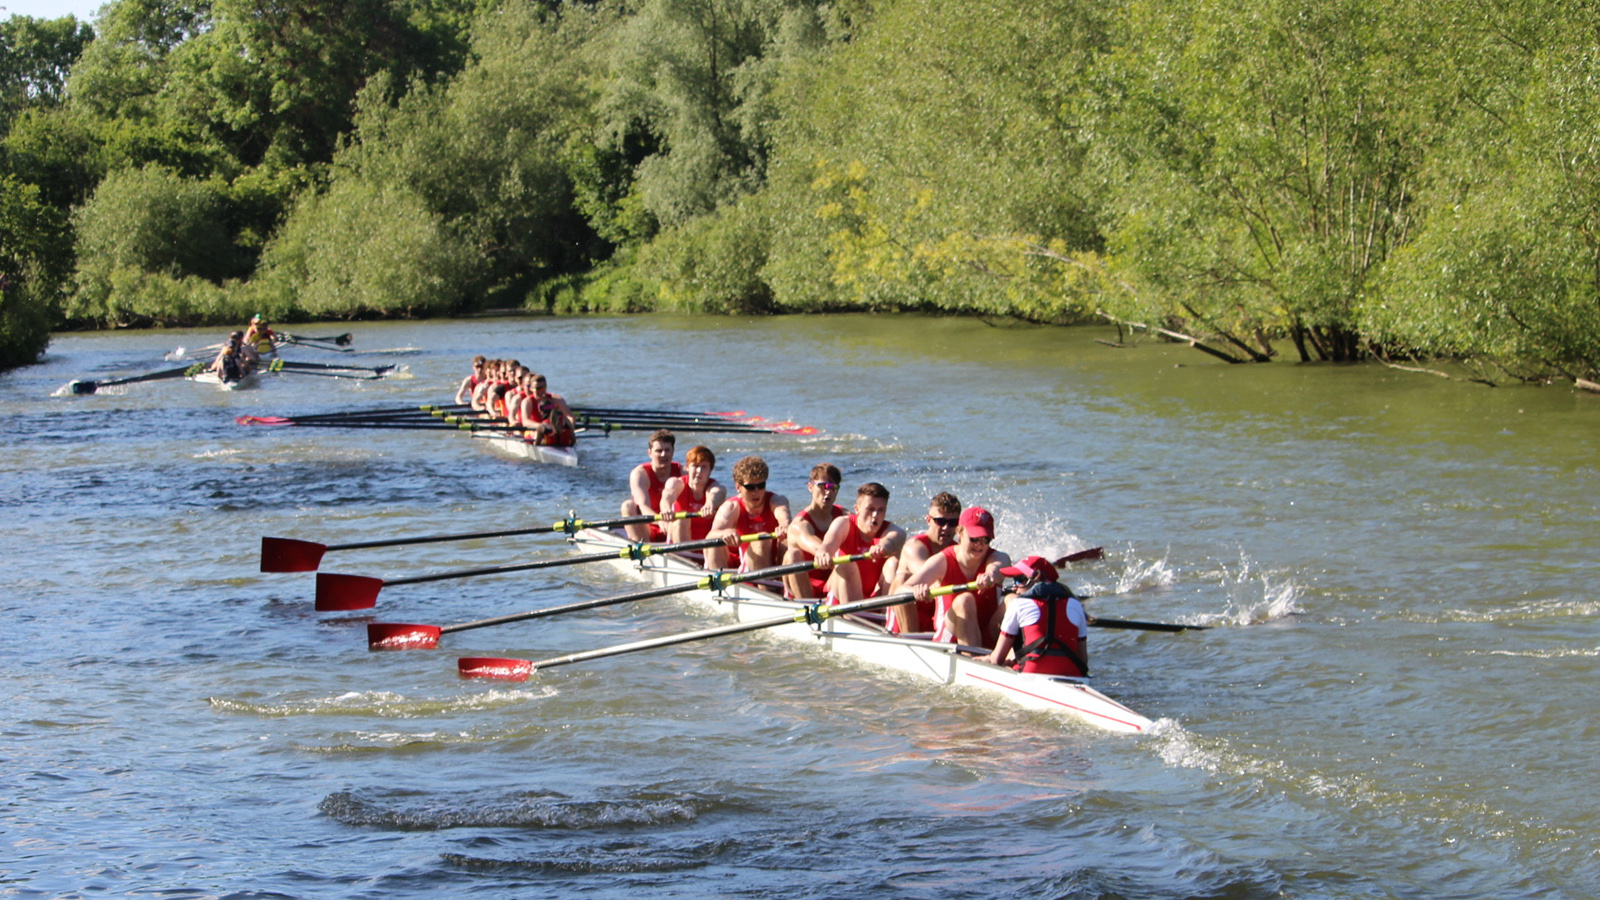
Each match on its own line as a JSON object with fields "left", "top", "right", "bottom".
{"left": 525, "top": 580, "right": 975, "bottom": 671}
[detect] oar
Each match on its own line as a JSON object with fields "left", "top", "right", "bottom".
{"left": 274, "top": 360, "right": 395, "bottom": 375}
{"left": 1053, "top": 547, "right": 1105, "bottom": 565}
{"left": 281, "top": 332, "right": 354, "bottom": 346}
{"left": 66, "top": 364, "right": 203, "bottom": 395}
{"left": 315, "top": 533, "right": 773, "bottom": 611}
{"left": 458, "top": 581, "right": 981, "bottom": 679}
{"left": 262, "top": 511, "right": 708, "bottom": 572}
{"left": 575, "top": 421, "right": 818, "bottom": 437}
{"left": 1088, "top": 616, "right": 1206, "bottom": 633}
{"left": 370, "top": 552, "right": 873, "bottom": 650}
{"left": 273, "top": 368, "right": 392, "bottom": 381}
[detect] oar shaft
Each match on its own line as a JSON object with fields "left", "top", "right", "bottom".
{"left": 528, "top": 579, "right": 971, "bottom": 671}
{"left": 321, "top": 511, "right": 695, "bottom": 553}
{"left": 383, "top": 534, "right": 746, "bottom": 587}
{"left": 432, "top": 552, "right": 867, "bottom": 636}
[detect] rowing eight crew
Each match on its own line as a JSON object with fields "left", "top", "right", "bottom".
{"left": 616, "top": 428, "right": 1089, "bottom": 677}
{"left": 454, "top": 356, "right": 576, "bottom": 447}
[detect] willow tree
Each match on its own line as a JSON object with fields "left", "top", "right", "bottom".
{"left": 760, "top": 0, "right": 1108, "bottom": 316}
{"left": 1092, "top": 0, "right": 1426, "bottom": 361}
{"left": 1365, "top": 4, "right": 1600, "bottom": 382}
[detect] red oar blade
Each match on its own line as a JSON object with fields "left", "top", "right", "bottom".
{"left": 367, "top": 622, "right": 442, "bottom": 650}
{"left": 458, "top": 657, "right": 532, "bottom": 681}
{"left": 236, "top": 415, "right": 295, "bottom": 426}
{"left": 260, "top": 536, "right": 328, "bottom": 572}
{"left": 1056, "top": 546, "right": 1105, "bottom": 565}
{"left": 315, "top": 572, "right": 384, "bottom": 611}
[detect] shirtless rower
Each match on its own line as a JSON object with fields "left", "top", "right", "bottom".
{"left": 782, "top": 463, "right": 844, "bottom": 599}
{"left": 901, "top": 506, "right": 1012, "bottom": 649}
{"left": 454, "top": 356, "right": 488, "bottom": 404}
{"left": 660, "top": 445, "right": 725, "bottom": 544}
{"left": 705, "top": 455, "right": 791, "bottom": 570}
{"left": 818, "top": 482, "right": 907, "bottom": 604}
{"left": 887, "top": 492, "right": 962, "bottom": 633}
{"left": 985, "top": 555, "right": 1089, "bottom": 677}
{"left": 621, "top": 429, "right": 681, "bottom": 542}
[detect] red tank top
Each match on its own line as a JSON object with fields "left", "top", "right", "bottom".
{"left": 635, "top": 462, "right": 684, "bottom": 512}
{"left": 672, "top": 478, "right": 719, "bottom": 540}
{"left": 837, "top": 513, "right": 889, "bottom": 597}
{"left": 799, "top": 504, "right": 845, "bottom": 594}
{"left": 934, "top": 545, "right": 998, "bottom": 645}
{"left": 729, "top": 493, "right": 779, "bottom": 564}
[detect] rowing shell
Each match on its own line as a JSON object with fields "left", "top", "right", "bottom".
{"left": 188, "top": 370, "right": 259, "bottom": 391}
{"left": 569, "top": 527, "right": 1154, "bottom": 734}
{"left": 479, "top": 432, "right": 580, "bottom": 468}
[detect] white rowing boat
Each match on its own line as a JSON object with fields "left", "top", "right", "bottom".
{"left": 189, "top": 370, "right": 260, "bottom": 391}
{"left": 478, "top": 432, "right": 580, "bottom": 467}
{"left": 570, "top": 527, "right": 1154, "bottom": 734}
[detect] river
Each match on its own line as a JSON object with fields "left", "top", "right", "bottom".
{"left": 3, "top": 314, "right": 1596, "bottom": 899}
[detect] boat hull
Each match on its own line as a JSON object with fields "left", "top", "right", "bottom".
{"left": 480, "top": 432, "right": 580, "bottom": 467}
{"left": 189, "top": 371, "right": 259, "bottom": 391}
{"left": 570, "top": 528, "right": 1154, "bottom": 734}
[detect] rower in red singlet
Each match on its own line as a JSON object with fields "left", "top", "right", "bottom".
{"left": 818, "top": 482, "right": 907, "bottom": 604}
{"left": 455, "top": 356, "right": 488, "bottom": 404}
{"left": 706, "top": 455, "right": 791, "bottom": 571}
{"left": 520, "top": 373, "right": 575, "bottom": 446}
{"left": 902, "top": 506, "right": 1011, "bottom": 648}
{"left": 887, "top": 492, "right": 962, "bottom": 633}
{"left": 622, "top": 429, "right": 681, "bottom": 542}
{"left": 783, "top": 463, "right": 844, "bottom": 599}
{"left": 661, "top": 445, "right": 725, "bottom": 545}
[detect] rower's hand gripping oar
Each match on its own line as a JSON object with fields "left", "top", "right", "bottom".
{"left": 315, "top": 532, "right": 767, "bottom": 611}
{"left": 457, "top": 581, "right": 982, "bottom": 680}
{"left": 370, "top": 550, "right": 873, "bottom": 650}
{"left": 262, "top": 510, "right": 706, "bottom": 572}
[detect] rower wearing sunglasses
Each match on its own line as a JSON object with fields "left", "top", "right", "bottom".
{"left": 782, "top": 463, "right": 846, "bottom": 599}
{"left": 901, "top": 506, "right": 1011, "bottom": 649}
{"left": 887, "top": 492, "right": 963, "bottom": 633}
{"left": 706, "top": 455, "right": 792, "bottom": 571}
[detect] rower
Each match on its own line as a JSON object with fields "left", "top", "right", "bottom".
{"left": 455, "top": 356, "right": 488, "bottom": 404}
{"left": 902, "top": 506, "right": 1011, "bottom": 649}
{"left": 782, "top": 463, "right": 844, "bottom": 599}
{"left": 660, "top": 445, "right": 725, "bottom": 545}
{"left": 818, "top": 481, "right": 907, "bottom": 604}
{"left": 209, "top": 331, "right": 258, "bottom": 380}
{"left": 243, "top": 315, "right": 276, "bottom": 355}
{"left": 522, "top": 373, "right": 575, "bottom": 446}
{"left": 985, "top": 556, "right": 1088, "bottom": 677}
{"left": 887, "top": 491, "right": 962, "bottom": 633}
{"left": 621, "top": 429, "right": 681, "bottom": 542}
{"left": 705, "top": 455, "right": 791, "bottom": 571}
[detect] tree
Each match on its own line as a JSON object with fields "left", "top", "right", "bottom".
{"left": 0, "top": 175, "right": 66, "bottom": 368}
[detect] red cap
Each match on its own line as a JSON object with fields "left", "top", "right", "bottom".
{"left": 958, "top": 506, "right": 994, "bottom": 538}
{"left": 999, "top": 555, "right": 1059, "bottom": 582}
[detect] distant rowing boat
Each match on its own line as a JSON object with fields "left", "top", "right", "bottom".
{"left": 569, "top": 527, "right": 1154, "bottom": 734}
{"left": 189, "top": 370, "right": 259, "bottom": 391}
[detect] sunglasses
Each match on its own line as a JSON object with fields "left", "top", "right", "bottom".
{"left": 740, "top": 481, "right": 767, "bottom": 491}
{"left": 966, "top": 535, "right": 992, "bottom": 545}
{"left": 928, "top": 515, "right": 959, "bottom": 527}
{"left": 812, "top": 481, "right": 838, "bottom": 491}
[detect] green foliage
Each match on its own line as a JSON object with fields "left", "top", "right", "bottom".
{"left": 635, "top": 193, "right": 774, "bottom": 312}
{"left": 759, "top": 0, "right": 1107, "bottom": 319}
{"left": 0, "top": 14, "right": 95, "bottom": 131}
{"left": 68, "top": 164, "right": 240, "bottom": 323}
{"left": 251, "top": 176, "right": 472, "bottom": 318}
{"left": 0, "top": 175, "right": 66, "bottom": 367}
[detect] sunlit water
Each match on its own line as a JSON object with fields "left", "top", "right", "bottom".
{"left": 3, "top": 315, "right": 1597, "bottom": 898}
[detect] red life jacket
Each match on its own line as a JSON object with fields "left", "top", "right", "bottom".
{"left": 1015, "top": 584, "right": 1086, "bottom": 677}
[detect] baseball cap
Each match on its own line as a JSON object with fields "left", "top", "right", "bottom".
{"left": 999, "top": 554, "right": 1060, "bottom": 583}
{"left": 958, "top": 506, "right": 994, "bottom": 538}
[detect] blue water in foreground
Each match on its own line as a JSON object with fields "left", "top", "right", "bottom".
{"left": 3, "top": 315, "right": 1597, "bottom": 899}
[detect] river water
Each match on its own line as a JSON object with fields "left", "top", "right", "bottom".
{"left": 3, "top": 315, "right": 1596, "bottom": 899}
